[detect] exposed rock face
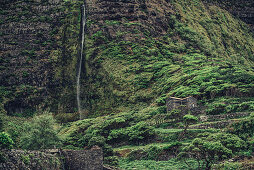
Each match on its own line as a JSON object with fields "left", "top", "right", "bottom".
{"left": 0, "top": 0, "right": 65, "bottom": 114}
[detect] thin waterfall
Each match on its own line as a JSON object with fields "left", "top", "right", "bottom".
{"left": 77, "top": 4, "right": 86, "bottom": 119}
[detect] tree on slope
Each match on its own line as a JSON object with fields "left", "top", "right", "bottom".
{"left": 20, "top": 113, "right": 61, "bottom": 150}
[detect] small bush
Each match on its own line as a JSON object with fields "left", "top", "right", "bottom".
{"left": 88, "top": 136, "right": 106, "bottom": 148}
{"left": 104, "top": 156, "right": 119, "bottom": 166}
{"left": 6, "top": 122, "right": 22, "bottom": 146}
{"left": 206, "top": 103, "right": 226, "bottom": 115}
{"left": 227, "top": 115, "right": 254, "bottom": 139}
{"left": 102, "top": 117, "right": 127, "bottom": 130}
{"left": 127, "top": 122, "right": 155, "bottom": 144}
{"left": 146, "top": 146, "right": 162, "bottom": 160}
{"left": 20, "top": 154, "right": 30, "bottom": 165}
{"left": 107, "top": 128, "right": 128, "bottom": 143}
{"left": 0, "top": 132, "right": 14, "bottom": 149}
{"left": 155, "top": 95, "right": 167, "bottom": 106}
{"left": 19, "top": 113, "right": 61, "bottom": 150}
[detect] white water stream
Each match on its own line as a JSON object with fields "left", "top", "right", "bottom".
{"left": 77, "top": 4, "right": 86, "bottom": 119}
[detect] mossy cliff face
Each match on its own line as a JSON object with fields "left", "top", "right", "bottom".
{"left": 0, "top": 0, "right": 80, "bottom": 114}
{"left": 0, "top": 0, "right": 254, "bottom": 116}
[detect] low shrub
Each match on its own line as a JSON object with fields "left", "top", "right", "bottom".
{"left": 88, "top": 136, "right": 106, "bottom": 148}
{"left": 104, "top": 156, "right": 119, "bottom": 166}
{"left": 6, "top": 122, "right": 23, "bottom": 146}
{"left": 179, "top": 132, "right": 246, "bottom": 169}
{"left": 107, "top": 128, "right": 128, "bottom": 143}
{"left": 0, "top": 132, "right": 14, "bottom": 149}
{"left": 102, "top": 117, "right": 128, "bottom": 130}
{"left": 127, "top": 122, "right": 155, "bottom": 144}
{"left": 19, "top": 113, "right": 61, "bottom": 150}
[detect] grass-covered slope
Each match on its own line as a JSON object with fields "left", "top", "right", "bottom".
{"left": 79, "top": 0, "right": 254, "bottom": 116}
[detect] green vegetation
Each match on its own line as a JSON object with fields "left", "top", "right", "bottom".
{"left": 1, "top": 0, "right": 254, "bottom": 169}
{"left": 178, "top": 114, "right": 198, "bottom": 140}
{"left": 119, "top": 158, "right": 199, "bottom": 170}
{"left": 19, "top": 113, "right": 61, "bottom": 150}
{"left": 178, "top": 132, "right": 246, "bottom": 169}
{"left": 0, "top": 132, "right": 14, "bottom": 149}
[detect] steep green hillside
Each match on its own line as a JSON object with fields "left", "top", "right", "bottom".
{"left": 1, "top": 0, "right": 254, "bottom": 169}
{"left": 77, "top": 0, "right": 254, "bottom": 116}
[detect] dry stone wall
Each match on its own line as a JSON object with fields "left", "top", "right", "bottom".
{"left": 0, "top": 149, "right": 61, "bottom": 170}
{"left": 62, "top": 147, "right": 103, "bottom": 170}
{"left": 0, "top": 147, "right": 103, "bottom": 170}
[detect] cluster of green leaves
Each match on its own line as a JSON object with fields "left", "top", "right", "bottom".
{"left": 104, "top": 156, "right": 119, "bottom": 167}
{"left": 0, "top": 132, "right": 14, "bottom": 150}
{"left": 108, "top": 122, "right": 155, "bottom": 144}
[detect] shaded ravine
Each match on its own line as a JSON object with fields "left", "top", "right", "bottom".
{"left": 77, "top": 4, "right": 86, "bottom": 119}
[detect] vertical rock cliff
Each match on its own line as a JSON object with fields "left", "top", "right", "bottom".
{"left": 0, "top": 0, "right": 66, "bottom": 115}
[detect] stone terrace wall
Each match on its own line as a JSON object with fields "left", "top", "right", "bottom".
{"left": 0, "top": 149, "right": 61, "bottom": 170}
{"left": 62, "top": 147, "right": 103, "bottom": 170}
{"left": 0, "top": 147, "right": 103, "bottom": 170}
